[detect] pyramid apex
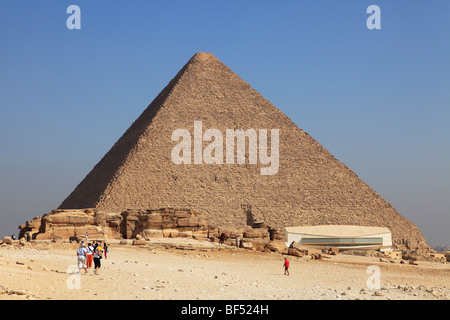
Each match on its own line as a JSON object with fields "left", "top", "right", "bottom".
{"left": 190, "top": 52, "right": 219, "bottom": 63}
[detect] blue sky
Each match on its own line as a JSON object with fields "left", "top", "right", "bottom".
{"left": 0, "top": 1, "right": 449, "bottom": 246}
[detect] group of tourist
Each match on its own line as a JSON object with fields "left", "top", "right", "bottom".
{"left": 76, "top": 240, "right": 109, "bottom": 275}
{"left": 76, "top": 235, "right": 290, "bottom": 276}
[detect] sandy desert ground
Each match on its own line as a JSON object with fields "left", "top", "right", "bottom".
{"left": 0, "top": 238, "right": 449, "bottom": 301}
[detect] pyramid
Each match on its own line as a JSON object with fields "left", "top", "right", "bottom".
{"left": 59, "top": 52, "right": 429, "bottom": 250}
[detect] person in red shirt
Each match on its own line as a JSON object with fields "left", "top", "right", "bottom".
{"left": 283, "top": 257, "right": 290, "bottom": 276}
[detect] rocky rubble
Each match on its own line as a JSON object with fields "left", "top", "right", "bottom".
{"left": 341, "top": 249, "right": 448, "bottom": 264}
{"left": 0, "top": 285, "right": 33, "bottom": 299}
{"left": 288, "top": 242, "right": 323, "bottom": 259}
{"left": 15, "top": 209, "right": 447, "bottom": 263}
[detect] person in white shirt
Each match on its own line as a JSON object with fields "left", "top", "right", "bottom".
{"left": 76, "top": 243, "right": 88, "bottom": 273}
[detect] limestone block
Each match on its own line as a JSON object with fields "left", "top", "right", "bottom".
{"left": 52, "top": 237, "right": 64, "bottom": 243}
{"left": 177, "top": 217, "right": 203, "bottom": 227}
{"left": 144, "top": 214, "right": 163, "bottom": 228}
{"left": 46, "top": 215, "right": 69, "bottom": 225}
{"left": 174, "top": 209, "right": 191, "bottom": 218}
{"left": 2, "top": 237, "right": 12, "bottom": 244}
{"left": 177, "top": 218, "right": 189, "bottom": 227}
{"left": 265, "top": 241, "right": 287, "bottom": 253}
{"left": 51, "top": 226, "right": 76, "bottom": 238}
{"left": 141, "top": 229, "right": 164, "bottom": 239}
{"left": 35, "top": 232, "right": 53, "bottom": 240}
{"left": 244, "top": 228, "right": 269, "bottom": 239}
{"left": 162, "top": 215, "right": 177, "bottom": 229}
{"left": 192, "top": 231, "right": 208, "bottom": 238}
{"left": 288, "top": 248, "right": 304, "bottom": 257}
{"left": 68, "top": 215, "right": 95, "bottom": 225}
{"left": 124, "top": 213, "right": 139, "bottom": 221}
{"left": 162, "top": 229, "right": 179, "bottom": 238}
{"left": 246, "top": 238, "right": 270, "bottom": 250}
{"left": 179, "top": 231, "right": 193, "bottom": 238}
{"left": 270, "top": 228, "right": 285, "bottom": 241}
{"left": 133, "top": 239, "right": 147, "bottom": 245}
{"left": 74, "top": 225, "right": 102, "bottom": 236}
{"left": 101, "top": 226, "right": 121, "bottom": 239}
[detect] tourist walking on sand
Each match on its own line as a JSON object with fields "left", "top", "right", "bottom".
{"left": 93, "top": 240, "right": 100, "bottom": 252}
{"left": 283, "top": 257, "right": 290, "bottom": 276}
{"left": 86, "top": 243, "right": 94, "bottom": 268}
{"left": 103, "top": 242, "right": 109, "bottom": 259}
{"left": 93, "top": 242, "right": 103, "bottom": 275}
{"left": 76, "top": 243, "right": 88, "bottom": 274}
{"left": 283, "top": 258, "right": 289, "bottom": 275}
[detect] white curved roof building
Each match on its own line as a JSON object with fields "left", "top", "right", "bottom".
{"left": 284, "top": 225, "right": 393, "bottom": 252}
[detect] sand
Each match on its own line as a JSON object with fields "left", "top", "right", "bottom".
{"left": 0, "top": 239, "right": 449, "bottom": 301}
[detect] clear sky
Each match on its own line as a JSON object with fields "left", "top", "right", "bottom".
{"left": 0, "top": 1, "right": 449, "bottom": 246}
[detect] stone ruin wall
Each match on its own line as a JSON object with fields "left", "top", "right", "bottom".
{"left": 17, "top": 208, "right": 288, "bottom": 253}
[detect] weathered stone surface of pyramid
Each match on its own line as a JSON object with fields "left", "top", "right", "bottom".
{"left": 59, "top": 52, "right": 429, "bottom": 251}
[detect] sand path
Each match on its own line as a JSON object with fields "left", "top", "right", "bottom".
{"left": 0, "top": 239, "right": 448, "bottom": 300}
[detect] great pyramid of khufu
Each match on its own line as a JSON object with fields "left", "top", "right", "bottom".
{"left": 59, "top": 52, "right": 429, "bottom": 250}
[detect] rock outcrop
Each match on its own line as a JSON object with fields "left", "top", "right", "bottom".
{"left": 18, "top": 209, "right": 118, "bottom": 240}
{"left": 18, "top": 208, "right": 208, "bottom": 241}
{"left": 18, "top": 209, "right": 288, "bottom": 255}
